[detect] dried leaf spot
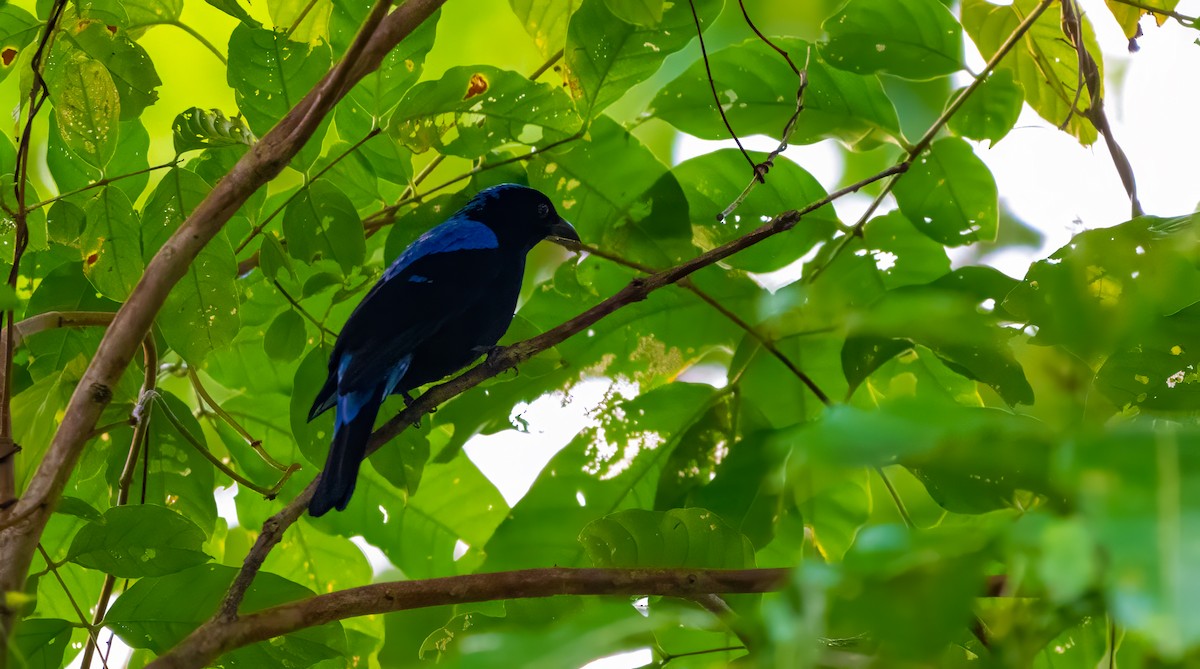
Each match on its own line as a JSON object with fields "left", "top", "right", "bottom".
{"left": 105, "top": 25, "right": 118, "bottom": 36}
{"left": 464, "top": 73, "right": 488, "bottom": 100}
{"left": 1, "top": 48, "right": 16, "bottom": 67}
{"left": 86, "top": 252, "right": 99, "bottom": 266}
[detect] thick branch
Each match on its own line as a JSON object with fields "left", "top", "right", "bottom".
{"left": 153, "top": 568, "right": 790, "bottom": 669}
{"left": 0, "top": 0, "right": 448, "bottom": 611}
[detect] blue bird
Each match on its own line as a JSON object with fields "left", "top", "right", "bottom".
{"left": 307, "top": 184, "right": 578, "bottom": 516}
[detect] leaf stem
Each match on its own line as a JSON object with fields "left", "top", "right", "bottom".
{"left": 168, "top": 21, "right": 228, "bottom": 65}
{"left": 28, "top": 160, "right": 180, "bottom": 211}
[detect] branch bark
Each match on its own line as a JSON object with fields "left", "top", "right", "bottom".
{"left": 153, "top": 568, "right": 791, "bottom": 669}
{"left": 0, "top": 0, "right": 448, "bottom": 632}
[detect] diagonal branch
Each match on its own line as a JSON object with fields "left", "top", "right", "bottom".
{"left": 0, "top": 0, "right": 449, "bottom": 621}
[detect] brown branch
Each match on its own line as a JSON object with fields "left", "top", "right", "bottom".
{"left": 1061, "top": 0, "right": 1142, "bottom": 217}
{"left": 155, "top": 568, "right": 789, "bottom": 669}
{"left": 82, "top": 333, "right": 158, "bottom": 669}
{"left": 560, "top": 239, "right": 830, "bottom": 405}
{"left": 806, "top": 0, "right": 1056, "bottom": 285}
{"left": 0, "top": 0, "right": 447, "bottom": 629}
{"left": 0, "top": 0, "right": 67, "bottom": 514}
{"left": 1107, "top": 0, "right": 1197, "bottom": 26}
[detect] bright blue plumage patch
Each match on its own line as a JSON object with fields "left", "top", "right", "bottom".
{"left": 383, "top": 217, "right": 498, "bottom": 282}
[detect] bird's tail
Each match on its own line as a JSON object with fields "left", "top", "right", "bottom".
{"left": 309, "top": 389, "right": 381, "bottom": 517}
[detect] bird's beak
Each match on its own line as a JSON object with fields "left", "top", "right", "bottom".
{"left": 547, "top": 217, "right": 580, "bottom": 244}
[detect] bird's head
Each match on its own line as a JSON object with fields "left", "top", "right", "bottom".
{"left": 464, "top": 184, "right": 580, "bottom": 251}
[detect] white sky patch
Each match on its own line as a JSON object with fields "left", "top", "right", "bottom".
{"left": 578, "top": 648, "right": 654, "bottom": 669}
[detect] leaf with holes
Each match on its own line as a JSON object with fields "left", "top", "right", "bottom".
{"left": 62, "top": 21, "right": 162, "bottom": 120}
{"left": 893, "top": 138, "right": 998, "bottom": 246}
{"left": 67, "top": 505, "right": 210, "bottom": 577}
{"left": 227, "top": 24, "right": 331, "bottom": 139}
{"left": 564, "top": 0, "right": 722, "bottom": 117}
{"left": 0, "top": 5, "right": 39, "bottom": 83}
{"left": 963, "top": 0, "right": 1101, "bottom": 145}
{"left": 580, "top": 508, "right": 755, "bottom": 568}
{"left": 509, "top": 0, "right": 583, "bottom": 57}
{"left": 282, "top": 181, "right": 365, "bottom": 275}
{"left": 388, "top": 65, "right": 581, "bottom": 158}
{"left": 142, "top": 168, "right": 240, "bottom": 364}
{"left": 47, "top": 54, "right": 120, "bottom": 169}
{"left": 821, "top": 0, "right": 963, "bottom": 80}
{"left": 652, "top": 37, "right": 901, "bottom": 148}
{"left": 81, "top": 187, "right": 144, "bottom": 300}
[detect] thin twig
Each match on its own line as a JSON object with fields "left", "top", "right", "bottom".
{"left": 152, "top": 393, "right": 300, "bottom": 498}
{"left": 1107, "top": 0, "right": 1197, "bottom": 26}
{"left": 874, "top": 466, "right": 914, "bottom": 529}
{"left": 362, "top": 129, "right": 586, "bottom": 236}
{"left": 272, "top": 280, "right": 338, "bottom": 339}
{"left": 737, "top": 0, "right": 799, "bottom": 75}
{"left": 236, "top": 128, "right": 382, "bottom": 254}
{"left": 688, "top": 0, "right": 757, "bottom": 178}
{"left": 82, "top": 335, "right": 158, "bottom": 669}
{"left": 28, "top": 160, "right": 180, "bottom": 211}
{"left": 805, "top": 0, "right": 1056, "bottom": 285}
{"left": 189, "top": 368, "right": 295, "bottom": 473}
{"left": 168, "top": 21, "right": 228, "bottom": 65}
{"left": 0, "top": 0, "right": 69, "bottom": 512}
{"left": 558, "top": 238, "right": 831, "bottom": 405}
{"left": 35, "top": 544, "right": 111, "bottom": 669}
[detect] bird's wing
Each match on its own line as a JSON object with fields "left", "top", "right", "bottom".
{"left": 331, "top": 217, "right": 506, "bottom": 394}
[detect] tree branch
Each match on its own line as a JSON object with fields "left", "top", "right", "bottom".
{"left": 0, "top": 0, "right": 448, "bottom": 625}
{"left": 153, "top": 568, "right": 789, "bottom": 669}
{"left": 806, "top": 0, "right": 1056, "bottom": 284}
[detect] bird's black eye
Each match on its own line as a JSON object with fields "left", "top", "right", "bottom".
{"left": 537, "top": 203, "right": 550, "bottom": 218}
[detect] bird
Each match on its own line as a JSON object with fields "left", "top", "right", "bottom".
{"left": 306, "top": 184, "right": 579, "bottom": 516}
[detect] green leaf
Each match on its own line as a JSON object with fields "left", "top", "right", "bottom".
{"left": 893, "top": 137, "right": 998, "bottom": 246}
{"left": 793, "top": 465, "right": 871, "bottom": 562}
{"left": 259, "top": 233, "right": 296, "bottom": 282}
{"left": 963, "top": 0, "right": 1101, "bottom": 145}
{"left": 47, "top": 116, "right": 150, "bottom": 200}
{"left": 652, "top": 37, "right": 901, "bottom": 147}
{"left": 67, "top": 505, "right": 211, "bottom": 577}
{"left": 142, "top": 392, "right": 219, "bottom": 533}
{"left": 47, "top": 54, "right": 120, "bottom": 169}
{"left": 282, "top": 181, "right": 365, "bottom": 275}
{"left": 106, "top": 564, "right": 345, "bottom": 667}
{"left": 171, "top": 107, "right": 256, "bottom": 154}
{"left": 820, "top": 0, "right": 963, "bottom": 80}
{"left": 604, "top": 0, "right": 663, "bottom": 26}
{"left": 388, "top": 65, "right": 581, "bottom": 158}
{"left": 205, "top": 0, "right": 262, "bottom": 28}
{"left": 508, "top": 0, "right": 582, "bottom": 57}
{"left": 81, "top": 186, "right": 144, "bottom": 300}
{"left": 946, "top": 68, "right": 1024, "bottom": 145}
{"left": 142, "top": 169, "right": 241, "bottom": 364}
{"left": 62, "top": 21, "right": 162, "bottom": 120}
{"left": 7, "top": 618, "right": 73, "bottom": 669}
{"left": 1003, "top": 214, "right": 1200, "bottom": 363}
{"left": 580, "top": 508, "right": 755, "bottom": 568}
{"left": 264, "top": 309, "right": 308, "bottom": 363}
{"left": 269, "top": 0, "right": 332, "bottom": 44}
{"left": 1094, "top": 303, "right": 1200, "bottom": 414}
{"left": 673, "top": 149, "right": 839, "bottom": 272}
{"left": 564, "top": 0, "right": 722, "bottom": 117}
{"left": 119, "top": 0, "right": 184, "bottom": 30}
{"left": 0, "top": 5, "right": 40, "bottom": 83}
{"left": 227, "top": 24, "right": 331, "bottom": 140}
{"left": 528, "top": 115, "right": 692, "bottom": 265}
{"left": 846, "top": 283, "right": 1033, "bottom": 406}
{"left": 1062, "top": 424, "right": 1200, "bottom": 657}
